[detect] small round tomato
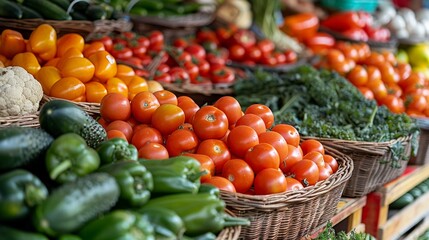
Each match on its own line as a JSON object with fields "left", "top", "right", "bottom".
{"left": 300, "top": 139, "right": 325, "bottom": 155}
{"left": 100, "top": 93, "right": 131, "bottom": 122}
{"left": 196, "top": 139, "right": 231, "bottom": 174}
{"left": 247, "top": 46, "right": 262, "bottom": 62}
{"left": 107, "top": 129, "right": 127, "bottom": 141}
{"left": 235, "top": 114, "right": 266, "bottom": 135}
{"left": 258, "top": 131, "right": 289, "bottom": 163}
{"left": 130, "top": 91, "right": 160, "bottom": 124}
{"left": 254, "top": 168, "right": 287, "bottom": 195}
{"left": 151, "top": 104, "right": 185, "bottom": 136}
{"left": 280, "top": 144, "right": 303, "bottom": 174}
{"left": 154, "top": 71, "right": 172, "bottom": 84}
{"left": 271, "top": 124, "right": 300, "bottom": 147}
{"left": 106, "top": 120, "right": 133, "bottom": 142}
{"left": 213, "top": 96, "right": 242, "bottom": 127}
{"left": 229, "top": 44, "right": 246, "bottom": 61}
{"left": 245, "top": 143, "right": 280, "bottom": 173}
{"left": 380, "top": 95, "right": 405, "bottom": 114}
{"left": 284, "top": 50, "right": 298, "bottom": 63}
{"left": 205, "top": 176, "right": 236, "bottom": 193}
{"left": 169, "top": 67, "right": 190, "bottom": 84}
{"left": 165, "top": 129, "right": 199, "bottom": 157}
{"left": 184, "top": 61, "right": 199, "bottom": 82}
{"left": 131, "top": 126, "right": 163, "bottom": 150}
{"left": 227, "top": 125, "right": 259, "bottom": 158}
{"left": 273, "top": 52, "right": 287, "bottom": 65}
{"left": 138, "top": 142, "right": 169, "bottom": 160}
{"left": 358, "top": 86, "right": 374, "bottom": 100}
{"left": 185, "top": 44, "right": 206, "bottom": 60}
{"left": 207, "top": 52, "right": 226, "bottom": 66}
{"left": 257, "top": 39, "right": 275, "bottom": 54}
{"left": 323, "top": 154, "right": 338, "bottom": 173}
{"left": 148, "top": 30, "right": 164, "bottom": 51}
{"left": 289, "top": 159, "right": 319, "bottom": 186}
{"left": 156, "top": 64, "right": 170, "bottom": 74}
{"left": 176, "top": 50, "right": 192, "bottom": 63}
{"left": 211, "top": 67, "right": 235, "bottom": 84}
{"left": 183, "top": 153, "right": 215, "bottom": 183}
{"left": 407, "top": 94, "right": 427, "bottom": 112}
{"left": 192, "top": 106, "right": 229, "bottom": 140}
{"left": 193, "top": 58, "right": 210, "bottom": 77}
{"left": 244, "top": 104, "right": 274, "bottom": 129}
{"left": 153, "top": 90, "right": 178, "bottom": 105}
{"left": 111, "top": 43, "right": 133, "bottom": 60}
{"left": 260, "top": 54, "right": 277, "bottom": 66}
{"left": 347, "top": 65, "right": 368, "bottom": 87}
{"left": 286, "top": 177, "right": 304, "bottom": 191}
{"left": 221, "top": 159, "right": 254, "bottom": 193}
{"left": 173, "top": 38, "right": 188, "bottom": 49}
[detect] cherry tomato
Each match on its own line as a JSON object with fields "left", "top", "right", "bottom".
{"left": 221, "top": 159, "right": 254, "bottom": 193}
{"left": 258, "top": 131, "right": 289, "bottom": 163}
{"left": 205, "top": 176, "right": 236, "bottom": 193}
{"left": 246, "top": 46, "right": 262, "bottom": 62}
{"left": 231, "top": 29, "right": 256, "bottom": 49}
{"left": 196, "top": 139, "right": 231, "bottom": 174}
{"left": 137, "top": 36, "right": 150, "bottom": 48}
{"left": 100, "top": 93, "right": 131, "bottom": 122}
{"left": 207, "top": 52, "right": 226, "bottom": 66}
{"left": 192, "top": 106, "right": 229, "bottom": 140}
{"left": 151, "top": 104, "right": 185, "bottom": 136}
{"left": 153, "top": 90, "right": 178, "bottom": 105}
{"left": 211, "top": 67, "right": 235, "bottom": 84}
{"left": 165, "top": 129, "right": 199, "bottom": 157}
{"left": 213, "top": 96, "right": 243, "bottom": 127}
{"left": 406, "top": 94, "right": 427, "bottom": 112}
{"left": 185, "top": 44, "right": 206, "bottom": 60}
{"left": 260, "top": 54, "right": 278, "bottom": 66}
{"left": 138, "top": 142, "right": 169, "bottom": 160}
{"left": 244, "top": 104, "right": 275, "bottom": 129}
{"left": 380, "top": 95, "right": 405, "bottom": 114}
{"left": 235, "top": 114, "right": 267, "bottom": 135}
{"left": 173, "top": 38, "right": 188, "bottom": 49}
{"left": 193, "top": 58, "right": 210, "bottom": 77}
{"left": 300, "top": 139, "right": 325, "bottom": 155}
{"left": 290, "top": 159, "right": 319, "bottom": 186}
{"left": 273, "top": 52, "right": 287, "bottom": 65}
{"left": 157, "top": 64, "right": 170, "bottom": 74}
{"left": 347, "top": 65, "right": 368, "bottom": 87}
{"left": 131, "top": 126, "right": 163, "bottom": 150}
{"left": 183, "top": 153, "right": 215, "bottom": 183}
{"left": 271, "top": 124, "right": 300, "bottom": 147}
{"left": 227, "top": 125, "right": 259, "bottom": 158}
{"left": 184, "top": 61, "right": 199, "bottom": 82}
{"left": 284, "top": 50, "right": 298, "bottom": 63}
{"left": 286, "top": 177, "right": 304, "bottom": 191}
{"left": 280, "top": 144, "right": 303, "bottom": 174}
{"left": 148, "top": 30, "right": 164, "bottom": 51}
{"left": 257, "top": 39, "right": 275, "bottom": 54}
{"left": 254, "top": 168, "right": 287, "bottom": 195}
{"left": 358, "top": 86, "right": 374, "bottom": 100}
{"left": 169, "top": 67, "right": 190, "bottom": 84}
{"left": 111, "top": 43, "right": 133, "bottom": 60}
{"left": 229, "top": 44, "right": 246, "bottom": 61}
{"left": 154, "top": 71, "right": 172, "bottom": 84}
{"left": 130, "top": 91, "right": 160, "bottom": 124}
{"left": 176, "top": 51, "right": 192, "bottom": 63}
{"left": 106, "top": 120, "right": 133, "bottom": 142}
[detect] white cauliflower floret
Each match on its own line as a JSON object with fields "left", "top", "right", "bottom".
{"left": 0, "top": 66, "right": 43, "bottom": 117}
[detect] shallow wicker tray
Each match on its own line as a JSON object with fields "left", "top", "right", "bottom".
{"left": 217, "top": 209, "right": 242, "bottom": 240}
{"left": 0, "top": 18, "right": 133, "bottom": 40}
{"left": 42, "top": 95, "right": 100, "bottom": 117}
{"left": 302, "top": 135, "right": 413, "bottom": 198}
{"left": 0, "top": 113, "right": 40, "bottom": 128}
{"left": 220, "top": 147, "right": 353, "bottom": 240}
{"left": 131, "top": 11, "right": 215, "bottom": 29}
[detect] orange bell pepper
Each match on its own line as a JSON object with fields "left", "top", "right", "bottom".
{"left": 0, "top": 54, "right": 10, "bottom": 67}
{"left": 57, "top": 57, "right": 95, "bottom": 83}
{"left": 116, "top": 64, "right": 135, "bottom": 84}
{"left": 36, "top": 66, "right": 62, "bottom": 94}
{"left": 0, "top": 29, "right": 26, "bottom": 59}
{"left": 105, "top": 77, "right": 128, "bottom": 98}
{"left": 49, "top": 76, "right": 86, "bottom": 100}
{"left": 88, "top": 50, "right": 117, "bottom": 83}
{"left": 281, "top": 13, "right": 319, "bottom": 41}
{"left": 44, "top": 58, "right": 60, "bottom": 67}
{"left": 85, "top": 81, "right": 107, "bottom": 103}
{"left": 83, "top": 42, "right": 105, "bottom": 58}
{"left": 29, "top": 24, "right": 57, "bottom": 61}
{"left": 127, "top": 76, "right": 149, "bottom": 100}
{"left": 56, "top": 33, "right": 85, "bottom": 57}
{"left": 11, "top": 52, "right": 41, "bottom": 76}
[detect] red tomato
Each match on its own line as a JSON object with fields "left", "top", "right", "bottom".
{"left": 227, "top": 125, "right": 259, "bottom": 158}
{"left": 105, "top": 120, "right": 133, "bottom": 142}
{"left": 221, "top": 159, "right": 254, "bottom": 193}
{"left": 271, "top": 124, "right": 300, "bottom": 147}
{"left": 193, "top": 58, "right": 210, "bottom": 77}
{"left": 169, "top": 67, "right": 190, "bottom": 84}
{"left": 96, "top": 36, "right": 113, "bottom": 52}
{"left": 138, "top": 142, "right": 169, "bottom": 160}
{"left": 273, "top": 52, "right": 287, "bottom": 65}
{"left": 207, "top": 52, "right": 226, "bottom": 66}
{"left": 211, "top": 67, "right": 235, "bottom": 84}
{"left": 183, "top": 153, "right": 215, "bottom": 183}
{"left": 407, "top": 94, "right": 428, "bottom": 112}
{"left": 260, "top": 54, "right": 278, "bottom": 66}
{"left": 229, "top": 44, "right": 246, "bottom": 61}
{"left": 156, "top": 64, "right": 170, "bottom": 74}
{"left": 235, "top": 114, "right": 267, "bottom": 135}
{"left": 184, "top": 61, "right": 199, "bottom": 82}
{"left": 323, "top": 154, "right": 339, "bottom": 173}
{"left": 358, "top": 86, "right": 375, "bottom": 100}
{"left": 244, "top": 104, "right": 274, "bottom": 129}
{"left": 173, "top": 38, "right": 188, "bottom": 49}
{"left": 258, "top": 131, "right": 289, "bottom": 163}
{"left": 303, "top": 151, "right": 326, "bottom": 169}
{"left": 165, "top": 129, "right": 199, "bottom": 157}
{"left": 285, "top": 177, "right": 304, "bottom": 191}
{"left": 290, "top": 159, "right": 319, "bottom": 186}
{"left": 131, "top": 126, "right": 163, "bottom": 150}
{"left": 154, "top": 71, "right": 172, "bottom": 84}
{"left": 318, "top": 166, "right": 332, "bottom": 181}
{"left": 151, "top": 104, "right": 185, "bottom": 136}
{"left": 231, "top": 29, "right": 256, "bottom": 49}
{"left": 153, "top": 90, "right": 178, "bottom": 105}
{"left": 177, "top": 98, "right": 200, "bottom": 123}
{"left": 192, "top": 106, "right": 229, "bottom": 140}
{"left": 137, "top": 36, "right": 150, "bottom": 48}
{"left": 300, "top": 139, "right": 325, "bottom": 155}
{"left": 280, "top": 144, "right": 303, "bottom": 174}
{"left": 380, "top": 95, "right": 405, "bottom": 114}
{"left": 185, "top": 44, "right": 206, "bottom": 60}
{"left": 130, "top": 91, "right": 160, "bottom": 124}
{"left": 245, "top": 143, "right": 280, "bottom": 173}
{"left": 176, "top": 51, "right": 192, "bottom": 63}
{"left": 205, "top": 176, "right": 236, "bottom": 193}
{"left": 107, "top": 129, "right": 127, "bottom": 141}
{"left": 347, "top": 65, "right": 368, "bottom": 87}
{"left": 196, "top": 139, "right": 231, "bottom": 174}
{"left": 247, "top": 46, "right": 262, "bottom": 62}
{"left": 254, "top": 168, "right": 287, "bottom": 195}
{"left": 213, "top": 96, "right": 243, "bottom": 127}
{"left": 111, "top": 43, "right": 133, "bottom": 60}
{"left": 284, "top": 50, "right": 298, "bottom": 64}
{"left": 257, "top": 39, "right": 275, "bottom": 54}
{"left": 100, "top": 93, "right": 131, "bottom": 122}
{"left": 148, "top": 30, "right": 164, "bottom": 51}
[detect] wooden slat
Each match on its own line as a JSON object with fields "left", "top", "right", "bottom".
{"left": 402, "top": 217, "right": 429, "bottom": 240}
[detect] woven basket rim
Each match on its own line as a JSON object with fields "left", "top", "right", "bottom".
{"left": 219, "top": 146, "right": 353, "bottom": 208}
{"left": 130, "top": 11, "right": 215, "bottom": 28}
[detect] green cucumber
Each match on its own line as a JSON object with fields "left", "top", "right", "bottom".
{"left": 49, "top": 0, "right": 70, "bottom": 10}
{"left": 182, "top": 2, "right": 201, "bottom": 14}
{"left": 85, "top": 4, "right": 108, "bottom": 20}
{"left": 133, "top": 0, "right": 163, "bottom": 11}
{"left": 33, "top": 173, "right": 120, "bottom": 236}
{"left": 410, "top": 187, "right": 423, "bottom": 199}
{"left": 0, "top": 127, "right": 53, "bottom": 170}
{"left": 70, "top": 11, "right": 88, "bottom": 20}
{"left": 417, "top": 182, "right": 429, "bottom": 193}
{"left": 18, "top": 4, "right": 43, "bottom": 19}
{"left": 39, "top": 100, "right": 107, "bottom": 149}
{"left": 21, "top": 0, "right": 71, "bottom": 20}
{"left": 0, "top": 225, "right": 48, "bottom": 240}
{"left": 129, "top": 6, "right": 148, "bottom": 16}
{"left": 390, "top": 193, "right": 414, "bottom": 209}
{"left": 0, "top": 0, "right": 23, "bottom": 19}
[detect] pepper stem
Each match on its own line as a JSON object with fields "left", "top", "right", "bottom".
{"left": 49, "top": 160, "right": 72, "bottom": 180}
{"left": 189, "top": 170, "right": 208, "bottom": 182}
{"left": 222, "top": 214, "right": 251, "bottom": 227}
{"left": 25, "top": 184, "right": 47, "bottom": 207}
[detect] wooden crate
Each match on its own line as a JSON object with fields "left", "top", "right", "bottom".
{"left": 362, "top": 165, "right": 429, "bottom": 239}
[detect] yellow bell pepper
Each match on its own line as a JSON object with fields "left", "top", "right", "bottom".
{"left": 36, "top": 66, "right": 62, "bottom": 94}
{"left": 85, "top": 81, "right": 107, "bottom": 103}
{"left": 88, "top": 50, "right": 117, "bottom": 83}
{"left": 0, "top": 29, "right": 26, "bottom": 59}
{"left": 105, "top": 77, "right": 128, "bottom": 99}
{"left": 56, "top": 33, "right": 84, "bottom": 57}
{"left": 29, "top": 24, "right": 57, "bottom": 61}
{"left": 11, "top": 52, "right": 41, "bottom": 76}
{"left": 57, "top": 57, "right": 95, "bottom": 83}
{"left": 127, "top": 76, "right": 148, "bottom": 100}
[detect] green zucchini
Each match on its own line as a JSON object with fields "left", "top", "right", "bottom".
{"left": 0, "top": 0, "right": 23, "bottom": 19}
{"left": 0, "top": 225, "right": 48, "bottom": 240}
{"left": 85, "top": 4, "right": 108, "bottom": 20}
{"left": 410, "top": 187, "right": 423, "bottom": 199}
{"left": 39, "top": 100, "right": 107, "bottom": 149}
{"left": 49, "top": 0, "right": 70, "bottom": 10}
{"left": 18, "top": 4, "right": 43, "bottom": 19}
{"left": 390, "top": 193, "right": 414, "bottom": 209}
{"left": 133, "top": 0, "right": 163, "bottom": 11}
{"left": 417, "top": 182, "right": 429, "bottom": 193}
{"left": 70, "top": 11, "right": 88, "bottom": 20}
{"left": 129, "top": 7, "right": 148, "bottom": 16}
{"left": 0, "top": 127, "right": 53, "bottom": 170}
{"left": 21, "top": 0, "right": 71, "bottom": 20}
{"left": 33, "top": 173, "right": 120, "bottom": 236}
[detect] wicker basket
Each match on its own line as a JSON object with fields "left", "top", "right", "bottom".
{"left": 302, "top": 135, "right": 413, "bottom": 198}
{"left": 42, "top": 95, "right": 100, "bottom": 117}
{"left": 0, "top": 113, "right": 40, "bottom": 128}
{"left": 220, "top": 147, "right": 353, "bottom": 240}
{"left": 0, "top": 18, "right": 133, "bottom": 40}
{"left": 216, "top": 209, "right": 242, "bottom": 240}
{"left": 409, "top": 118, "right": 429, "bottom": 165}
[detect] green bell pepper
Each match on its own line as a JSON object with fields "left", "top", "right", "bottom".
{"left": 45, "top": 133, "right": 100, "bottom": 183}
{"left": 183, "top": 232, "right": 217, "bottom": 240}
{"left": 138, "top": 206, "right": 185, "bottom": 240}
{"left": 79, "top": 210, "right": 155, "bottom": 240}
{"left": 198, "top": 183, "right": 220, "bottom": 198}
{"left": 0, "top": 225, "right": 48, "bottom": 240}
{"left": 143, "top": 193, "right": 250, "bottom": 236}
{"left": 58, "top": 235, "right": 82, "bottom": 240}
{"left": 0, "top": 169, "right": 48, "bottom": 221}
{"left": 138, "top": 156, "right": 205, "bottom": 195}
{"left": 98, "top": 160, "right": 153, "bottom": 207}
{"left": 96, "top": 137, "right": 138, "bottom": 165}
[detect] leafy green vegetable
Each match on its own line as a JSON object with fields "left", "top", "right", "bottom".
{"left": 313, "top": 222, "right": 375, "bottom": 240}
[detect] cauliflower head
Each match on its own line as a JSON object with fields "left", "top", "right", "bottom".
{"left": 0, "top": 66, "right": 43, "bottom": 117}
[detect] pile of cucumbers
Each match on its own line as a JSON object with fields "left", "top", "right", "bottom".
{"left": 0, "top": 0, "right": 122, "bottom": 20}
{"left": 127, "top": 0, "right": 202, "bottom": 17}
{"left": 390, "top": 178, "right": 429, "bottom": 210}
